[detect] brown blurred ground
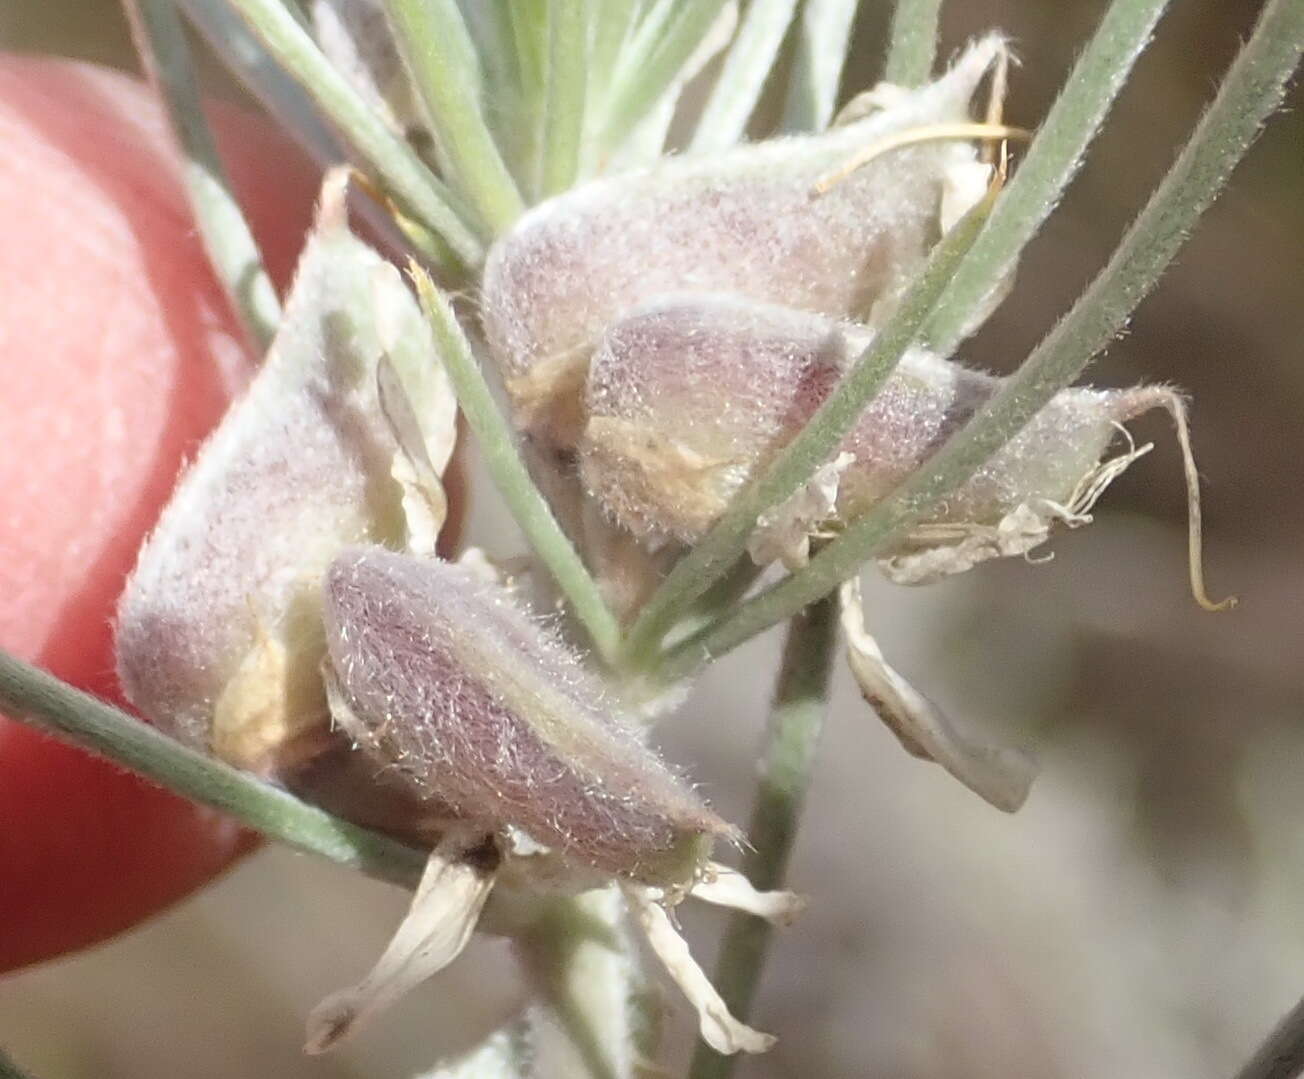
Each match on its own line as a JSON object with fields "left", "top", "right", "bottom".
{"left": 2, "top": 2, "right": 1303, "bottom": 1077}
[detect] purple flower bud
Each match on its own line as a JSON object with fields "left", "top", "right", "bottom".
{"left": 114, "top": 176, "right": 460, "bottom": 829}
{"left": 323, "top": 546, "right": 734, "bottom": 883}
{"left": 481, "top": 36, "right": 1003, "bottom": 445}
{"left": 580, "top": 294, "right": 1160, "bottom": 574}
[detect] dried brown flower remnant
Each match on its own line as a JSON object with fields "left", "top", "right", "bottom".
{"left": 323, "top": 545, "right": 734, "bottom": 884}
{"left": 481, "top": 35, "right": 1006, "bottom": 446}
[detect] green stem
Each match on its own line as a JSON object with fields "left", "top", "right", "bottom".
{"left": 688, "top": 0, "right": 799, "bottom": 152}
{"left": 687, "top": 596, "right": 839, "bottom": 1079}
{"left": 780, "top": 0, "right": 859, "bottom": 132}
{"left": 223, "top": 0, "right": 484, "bottom": 271}
{"left": 507, "top": 0, "right": 550, "bottom": 200}
{"left": 410, "top": 266, "right": 623, "bottom": 666}
{"left": 600, "top": 0, "right": 729, "bottom": 152}
{"left": 127, "top": 0, "right": 281, "bottom": 350}
{"left": 923, "top": 0, "right": 1172, "bottom": 354}
{"left": 657, "top": 0, "right": 1303, "bottom": 685}
{"left": 1231, "top": 994, "right": 1304, "bottom": 1079}
{"left": 882, "top": 0, "right": 944, "bottom": 87}
{"left": 0, "top": 649, "right": 426, "bottom": 889}
{"left": 622, "top": 192, "right": 993, "bottom": 667}
{"left": 540, "top": 0, "right": 588, "bottom": 197}
{"left": 382, "top": 0, "right": 524, "bottom": 234}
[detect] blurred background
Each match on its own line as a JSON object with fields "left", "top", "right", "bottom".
{"left": 2, "top": 1, "right": 1302, "bottom": 1076}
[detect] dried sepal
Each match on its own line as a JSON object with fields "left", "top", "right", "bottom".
{"left": 690, "top": 863, "right": 807, "bottom": 927}
{"left": 482, "top": 35, "right": 1004, "bottom": 445}
{"left": 305, "top": 831, "right": 501, "bottom": 1054}
{"left": 622, "top": 884, "right": 776, "bottom": 1056}
{"left": 839, "top": 578, "right": 1036, "bottom": 812}
{"left": 115, "top": 171, "right": 457, "bottom": 777}
{"left": 322, "top": 545, "right": 735, "bottom": 884}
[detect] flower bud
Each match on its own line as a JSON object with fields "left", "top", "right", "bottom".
{"left": 481, "top": 35, "right": 1004, "bottom": 446}
{"left": 322, "top": 545, "right": 734, "bottom": 884}
{"left": 580, "top": 293, "right": 1189, "bottom": 583}
{"left": 115, "top": 174, "right": 457, "bottom": 803}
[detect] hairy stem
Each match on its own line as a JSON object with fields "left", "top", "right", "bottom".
{"left": 923, "top": 0, "right": 1172, "bottom": 354}
{"left": 410, "top": 266, "right": 623, "bottom": 665}
{"left": 127, "top": 0, "right": 281, "bottom": 350}
{"left": 687, "top": 595, "right": 839, "bottom": 1079}
{"left": 622, "top": 192, "right": 993, "bottom": 667}
{"left": 0, "top": 650, "right": 426, "bottom": 889}
{"left": 882, "top": 0, "right": 944, "bottom": 87}
{"left": 657, "top": 0, "right": 1302, "bottom": 683}
{"left": 382, "top": 0, "right": 524, "bottom": 234}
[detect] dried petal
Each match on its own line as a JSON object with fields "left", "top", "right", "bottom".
{"left": 305, "top": 832, "right": 500, "bottom": 1054}
{"left": 690, "top": 864, "right": 806, "bottom": 927}
{"left": 482, "top": 36, "right": 1003, "bottom": 444}
{"left": 322, "top": 546, "right": 735, "bottom": 884}
{"left": 839, "top": 578, "right": 1035, "bottom": 811}
{"left": 623, "top": 884, "right": 776, "bottom": 1055}
{"left": 115, "top": 172, "right": 457, "bottom": 776}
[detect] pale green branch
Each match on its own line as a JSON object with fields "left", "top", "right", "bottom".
{"left": 657, "top": 0, "right": 1303, "bottom": 683}
{"left": 410, "top": 266, "right": 623, "bottom": 665}
{"left": 687, "top": 595, "right": 839, "bottom": 1079}
{"left": 0, "top": 649, "right": 426, "bottom": 890}
{"left": 382, "top": 0, "right": 525, "bottom": 234}
{"left": 127, "top": 0, "right": 281, "bottom": 350}
{"left": 923, "top": 0, "right": 1172, "bottom": 354}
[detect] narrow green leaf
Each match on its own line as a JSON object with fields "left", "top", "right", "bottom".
{"left": 780, "top": 0, "right": 859, "bottom": 132}
{"left": 223, "top": 0, "right": 485, "bottom": 269}
{"left": 383, "top": 0, "right": 525, "bottom": 234}
{"left": 882, "top": 0, "right": 944, "bottom": 87}
{"left": 0, "top": 649, "right": 425, "bottom": 889}
{"left": 128, "top": 0, "right": 281, "bottom": 350}
{"left": 541, "top": 0, "right": 588, "bottom": 196}
{"left": 923, "top": 0, "right": 1172, "bottom": 354}
{"left": 600, "top": 0, "right": 730, "bottom": 152}
{"left": 689, "top": 0, "right": 799, "bottom": 152}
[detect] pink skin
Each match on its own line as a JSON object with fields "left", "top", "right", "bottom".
{"left": 0, "top": 55, "right": 318, "bottom": 970}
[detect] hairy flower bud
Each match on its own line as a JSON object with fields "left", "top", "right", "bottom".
{"left": 481, "top": 35, "right": 1004, "bottom": 445}
{"left": 115, "top": 175, "right": 457, "bottom": 798}
{"left": 581, "top": 293, "right": 1185, "bottom": 583}
{"left": 322, "top": 545, "right": 734, "bottom": 884}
